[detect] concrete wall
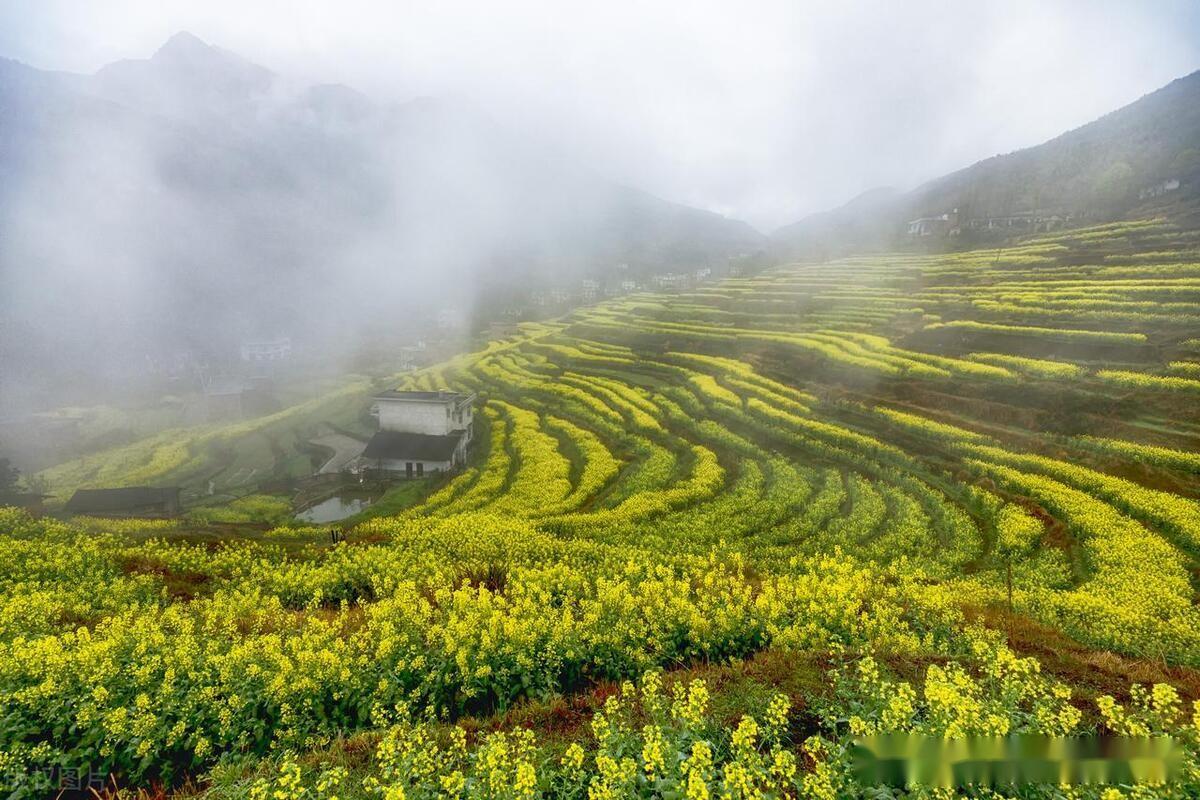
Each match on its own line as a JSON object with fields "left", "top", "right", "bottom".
{"left": 378, "top": 399, "right": 454, "bottom": 435}
{"left": 378, "top": 398, "right": 473, "bottom": 436}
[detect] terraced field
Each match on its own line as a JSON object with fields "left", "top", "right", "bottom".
{"left": 5, "top": 219, "right": 1200, "bottom": 798}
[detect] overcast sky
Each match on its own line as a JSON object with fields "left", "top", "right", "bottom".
{"left": 2, "top": 1, "right": 1199, "bottom": 230}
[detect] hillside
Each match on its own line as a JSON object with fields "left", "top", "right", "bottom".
{"left": 9, "top": 26, "right": 1200, "bottom": 800}
{"left": 8, "top": 218, "right": 1200, "bottom": 796}
{"left": 773, "top": 69, "right": 1200, "bottom": 255}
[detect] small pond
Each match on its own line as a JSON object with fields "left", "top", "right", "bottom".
{"left": 295, "top": 494, "right": 373, "bottom": 523}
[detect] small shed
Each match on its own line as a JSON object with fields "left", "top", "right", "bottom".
{"left": 240, "top": 337, "right": 292, "bottom": 363}
{"left": 64, "top": 487, "right": 182, "bottom": 518}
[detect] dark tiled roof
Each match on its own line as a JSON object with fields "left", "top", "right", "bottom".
{"left": 374, "top": 390, "right": 472, "bottom": 404}
{"left": 64, "top": 486, "right": 180, "bottom": 513}
{"left": 361, "top": 431, "right": 463, "bottom": 462}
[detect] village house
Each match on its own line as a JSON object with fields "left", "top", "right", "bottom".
{"left": 397, "top": 341, "right": 427, "bottom": 371}
{"left": 966, "top": 210, "right": 1073, "bottom": 233}
{"left": 906, "top": 209, "right": 959, "bottom": 238}
{"left": 240, "top": 337, "right": 292, "bottom": 363}
{"left": 651, "top": 272, "right": 691, "bottom": 291}
{"left": 64, "top": 486, "right": 182, "bottom": 518}
{"left": 361, "top": 390, "right": 476, "bottom": 477}
{"left": 1139, "top": 178, "right": 1181, "bottom": 200}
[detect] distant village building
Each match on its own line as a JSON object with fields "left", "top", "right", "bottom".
{"left": 64, "top": 486, "right": 182, "bottom": 518}
{"left": 602, "top": 278, "right": 633, "bottom": 297}
{"left": 693, "top": 267, "right": 712, "bottom": 282}
{"left": 651, "top": 273, "right": 691, "bottom": 291}
{"left": 1139, "top": 178, "right": 1181, "bottom": 200}
{"left": 906, "top": 210, "right": 959, "bottom": 238}
{"left": 397, "top": 342, "right": 427, "bottom": 371}
{"left": 362, "top": 390, "right": 476, "bottom": 477}
{"left": 240, "top": 337, "right": 292, "bottom": 363}
{"left": 580, "top": 279, "right": 600, "bottom": 301}
{"left": 966, "top": 210, "right": 1072, "bottom": 233}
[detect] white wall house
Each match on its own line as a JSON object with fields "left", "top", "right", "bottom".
{"left": 1139, "top": 178, "right": 1181, "bottom": 200}
{"left": 240, "top": 337, "right": 292, "bottom": 362}
{"left": 372, "top": 390, "right": 474, "bottom": 440}
{"left": 361, "top": 390, "right": 476, "bottom": 476}
{"left": 907, "top": 211, "right": 957, "bottom": 237}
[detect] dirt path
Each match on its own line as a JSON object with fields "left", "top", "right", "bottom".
{"left": 310, "top": 433, "right": 367, "bottom": 474}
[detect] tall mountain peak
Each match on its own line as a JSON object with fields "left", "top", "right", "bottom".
{"left": 91, "top": 31, "right": 276, "bottom": 123}
{"left": 154, "top": 31, "right": 212, "bottom": 59}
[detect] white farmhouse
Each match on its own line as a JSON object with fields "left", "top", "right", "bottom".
{"left": 1139, "top": 178, "right": 1181, "bottom": 200}
{"left": 362, "top": 390, "right": 475, "bottom": 477}
{"left": 240, "top": 337, "right": 292, "bottom": 362}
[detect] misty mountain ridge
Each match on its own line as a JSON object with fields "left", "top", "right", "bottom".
{"left": 7, "top": 32, "right": 1197, "bottom": 411}
{"left": 0, "top": 33, "right": 762, "bottom": 410}
{"left": 773, "top": 68, "right": 1200, "bottom": 255}
{"left": 93, "top": 31, "right": 277, "bottom": 124}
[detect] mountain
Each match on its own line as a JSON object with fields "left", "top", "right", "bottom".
{"left": 92, "top": 31, "right": 276, "bottom": 125}
{"left": 769, "top": 187, "right": 903, "bottom": 260}
{"left": 773, "top": 69, "right": 1200, "bottom": 256}
{"left": 0, "top": 34, "right": 762, "bottom": 408}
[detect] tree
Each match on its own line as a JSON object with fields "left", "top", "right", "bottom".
{"left": 0, "top": 457, "right": 19, "bottom": 495}
{"left": 1092, "top": 161, "right": 1134, "bottom": 205}
{"left": 994, "top": 504, "right": 1043, "bottom": 641}
{"left": 1170, "top": 147, "right": 1200, "bottom": 177}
